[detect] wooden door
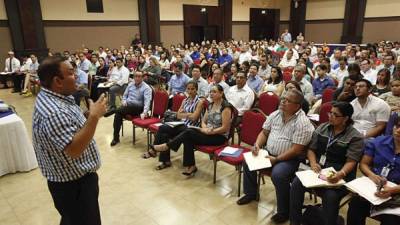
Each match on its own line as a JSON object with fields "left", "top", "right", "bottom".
{"left": 249, "top": 8, "right": 280, "bottom": 41}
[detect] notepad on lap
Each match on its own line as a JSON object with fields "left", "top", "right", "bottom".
{"left": 345, "top": 176, "right": 397, "bottom": 205}
{"left": 296, "top": 167, "right": 345, "bottom": 188}
{"left": 243, "top": 150, "right": 271, "bottom": 171}
{"left": 97, "top": 82, "right": 113, "bottom": 88}
{"left": 165, "top": 121, "right": 185, "bottom": 127}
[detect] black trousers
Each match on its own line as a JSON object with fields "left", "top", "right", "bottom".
{"left": 154, "top": 124, "right": 187, "bottom": 163}
{"left": 347, "top": 195, "right": 400, "bottom": 225}
{"left": 47, "top": 173, "right": 101, "bottom": 225}
{"left": 113, "top": 104, "right": 143, "bottom": 139}
{"left": 72, "top": 89, "right": 90, "bottom": 106}
{"left": 11, "top": 73, "right": 25, "bottom": 92}
{"left": 167, "top": 128, "right": 227, "bottom": 167}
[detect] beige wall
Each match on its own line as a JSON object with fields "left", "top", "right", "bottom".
{"left": 160, "top": 0, "right": 218, "bottom": 21}
{"left": 363, "top": 20, "right": 400, "bottom": 43}
{"left": 44, "top": 25, "right": 139, "bottom": 53}
{"left": 40, "top": 0, "right": 139, "bottom": 20}
{"left": 0, "top": 0, "right": 6, "bottom": 20}
{"left": 160, "top": 23, "right": 184, "bottom": 47}
{"left": 232, "top": 23, "right": 249, "bottom": 41}
{"left": 0, "top": 27, "right": 12, "bottom": 70}
{"left": 365, "top": 0, "right": 400, "bottom": 18}
{"left": 305, "top": 21, "right": 343, "bottom": 43}
{"left": 306, "top": 0, "right": 345, "bottom": 20}
{"left": 276, "top": 0, "right": 290, "bottom": 21}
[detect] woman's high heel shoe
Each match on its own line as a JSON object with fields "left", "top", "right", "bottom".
{"left": 182, "top": 167, "right": 197, "bottom": 176}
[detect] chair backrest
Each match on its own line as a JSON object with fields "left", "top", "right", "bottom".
{"left": 321, "top": 88, "right": 335, "bottom": 104}
{"left": 240, "top": 109, "right": 267, "bottom": 146}
{"left": 172, "top": 93, "right": 186, "bottom": 112}
{"left": 319, "top": 102, "right": 333, "bottom": 124}
{"left": 283, "top": 72, "right": 292, "bottom": 83}
{"left": 258, "top": 91, "right": 280, "bottom": 115}
{"left": 151, "top": 90, "right": 169, "bottom": 117}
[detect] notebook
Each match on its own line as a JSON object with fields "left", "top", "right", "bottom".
{"left": 97, "top": 82, "right": 113, "bottom": 88}
{"left": 243, "top": 149, "right": 272, "bottom": 171}
{"left": 218, "top": 146, "right": 243, "bottom": 158}
{"left": 295, "top": 167, "right": 346, "bottom": 188}
{"left": 345, "top": 176, "right": 397, "bottom": 205}
{"left": 165, "top": 121, "right": 185, "bottom": 127}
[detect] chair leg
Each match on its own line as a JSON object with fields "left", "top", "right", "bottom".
{"left": 121, "top": 121, "right": 124, "bottom": 137}
{"left": 262, "top": 176, "right": 266, "bottom": 184}
{"left": 237, "top": 164, "right": 242, "bottom": 197}
{"left": 132, "top": 124, "right": 136, "bottom": 144}
{"left": 213, "top": 157, "right": 217, "bottom": 184}
{"left": 256, "top": 172, "right": 261, "bottom": 201}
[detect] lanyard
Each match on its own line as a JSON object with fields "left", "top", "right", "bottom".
{"left": 326, "top": 129, "right": 342, "bottom": 150}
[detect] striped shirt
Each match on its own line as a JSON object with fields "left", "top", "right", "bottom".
{"left": 182, "top": 95, "right": 201, "bottom": 127}
{"left": 32, "top": 88, "right": 101, "bottom": 182}
{"left": 263, "top": 109, "right": 314, "bottom": 156}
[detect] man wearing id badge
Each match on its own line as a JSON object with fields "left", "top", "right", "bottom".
{"left": 236, "top": 90, "right": 314, "bottom": 224}
{"left": 347, "top": 114, "right": 400, "bottom": 225}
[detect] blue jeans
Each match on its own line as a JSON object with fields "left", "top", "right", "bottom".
{"left": 290, "top": 176, "right": 348, "bottom": 225}
{"left": 243, "top": 159, "right": 299, "bottom": 216}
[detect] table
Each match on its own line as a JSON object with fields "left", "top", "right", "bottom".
{"left": 0, "top": 113, "right": 38, "bottom": 176}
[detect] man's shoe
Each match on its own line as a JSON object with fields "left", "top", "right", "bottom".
{"left": 236, "top": 195, "right": 256, "bottom": 205}
{"left": 270, "top": 213, "right": 289, "bottom": 224}
{"left": 104, "top": 109, "right": 116, "bottom": 117}
{"left": 110, "top": 139, "right": 120, "bottom": 146}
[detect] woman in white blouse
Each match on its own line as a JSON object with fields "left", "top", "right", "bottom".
{"left": 259, "top": 66, "right": 284, "bottom": 96}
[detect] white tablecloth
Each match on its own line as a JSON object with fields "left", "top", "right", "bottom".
{"left": 0, "top": 114, "right": 38, "bottom": 176}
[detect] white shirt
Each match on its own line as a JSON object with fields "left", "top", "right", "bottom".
{"left": 238, "top": 52, "right": 252, "bottom": 65}
{"left": 4, "top": 57, "right": 21, "bottom": 72}
{"left": 283, "top": 49, "right": 299, "bottom": 60}
{"left": 351, "top": 95, "right": 391, "bottom": 135}
{"left": 99, "top": 51, "right": 107, "bottom": 59}
{"left": 278, "top": 57, "right": 297, "bottom": 68}
{"left": 361, "top": 69, "right": 377, "bottom": 85}
{"left": 258, "top": 65, "right": 272, "bottom": 80}
{"left": 116, "top": 66, "right": 130, "bottom": 86}
{"left": 226, "top": 84, "right": 255, "bottom": 116}
{"left": 334, "top": 67, "right": 349, "bottom": 87}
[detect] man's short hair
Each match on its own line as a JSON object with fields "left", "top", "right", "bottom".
{"left": 191, "top": 64, "right": 201, "bottom": 71}
{"left": 250, "top": 63, "right": 259, "bottom": 70}
{"left": 294, "top": 65, "right": 305, "bottom": 73}
{"left": 287, "top": 89, "right": 304, "bottom": 105}
{"left": 356, "top": 78, "right": 373, "bottom": 89}
{"left": 38, "top": 56, "right": 67, "bottom": 88}
{"left": 175, "top": 62, "right": 184, "bottom": 71}
{"left": 237, "top": 70, "right": 248, "bottom": 79}
{"left": 115, "top": 57, "right": 123, "bottom": 62}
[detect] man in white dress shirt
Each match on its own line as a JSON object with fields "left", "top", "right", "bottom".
{"left": 3, "top": 51, "right": 21, "bottom": 91}
{"left": 106, "top": 57, "right": 130, "bottom": 111}
{"left": 226, "top": 70, "right": 255, "bottom": 117}
{"left": 360, "top": 59, "right": 377, "bottom": 85}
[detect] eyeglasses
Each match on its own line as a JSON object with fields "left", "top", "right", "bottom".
{"left": 328, "top": 112, "right": 344, "bottom": 118}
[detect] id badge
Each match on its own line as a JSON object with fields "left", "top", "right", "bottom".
{"left": 319, "top": 155, "right": 327, "bottom": 166}
{"left": 380, "top": 166, "right": 391, "bottom": 178}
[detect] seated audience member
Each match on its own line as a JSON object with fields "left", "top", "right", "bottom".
{"left": 136, "top": 55, "right": 149, "bottom": 72}
{"left": 91, "top": 57, "right": 109, "bottom": 101}
{"left": 207, "top": 68, "right": 230, "bottom": 98}
{"left": 146, "top": 81, "right": 204, "bottom": 168}
{"left": 71, "top": 62, "right": 89, "bottom": 106}
{"left": 259, "top": 66, "right": 284, "bottom": 96}
{"left": 372, "top": 68, "right": 391, "bottom": 96}
{"left": 333, "top": 76, "right": 357, "bottom": 102}
{"left": 102, "top": 58, "right": 130, "bottom": 111}
{"left": 237, "top": 90, "right": 314, "bottom": 224}
{"left": 312, "top": 64, "right": 335, "bottom": 101}
{"left": 360, "top": 59, "right": 377, "bottom": 85}
{"left": 88, "top": 54, "right": 99, "bottom": 76}
{"left": 246, "top": 64, "right": 264, "bottom": 93}
{"left": 278, "top": 49, "right": 297, "bottom": 70}
{"left": 377, "top": 54, "right": 395, "bottom": 75}
{"left": 143, "top": 57, "right": 161, "bottom": 82}
{"left": 106, "top": 71, "right": 152, "bottom": 146}
{"left": 238, "top": 46, "right": 252, "bottom": 65}
{"left": 159, "top": 52, "right": 171, "bottom": 71}
{"left": 168, "top": 62, "right": 190, "bottom": 96}
{"left": 292, "top": 65, "right": 313, "bottom": 104}
{"left": 189, "top": 65, "right": 208, "bottom": 98}
{"left": 226, "top": 70, "right": 255, "bottom": 117}
{"left": 21, "top": 54, "right": 40, "bottom": 97}
{"left": 284, "top": 81, "right": 310, "bottom": 114}
{"left": 379, "top": 78, "right": 400, "bottom": 112}
{"left": 347, "top": 117, "right": 400, "bottom": 225}
{"left": 334, "top": 57, "right": 349, "bottom": 87}
{"left": 78, "top": 52, "right": 91, "bottom": 73}
{"left": 258, "top": 54, "right": 272, "bottom": 80}
{"left": 2, "top": 51, "right": 21, "bottom": 90}
{"left": 152, "top": 84, "right": 232, "bottom": 176}
{"left": 290, "top": 101, "right": 364, "bottom": 225}
{"left": 351, "top": 79, "right": 391, "bottom": 138}
{"left": 225, "top": 63, "right": 238, "bottom": 86}
{"left": 218, "top": 48, "right": 233, "bottom": 69}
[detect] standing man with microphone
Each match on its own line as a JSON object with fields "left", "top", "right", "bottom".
{"left": 32, "top": 56, "right": 107, "bottom": 225}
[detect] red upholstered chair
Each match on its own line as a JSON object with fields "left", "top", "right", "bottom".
{"left": 258, "top": 92, "right": 280, "bottom": 115}
{"left": 319, "top": 102, "right": 333, "bottom": 124}
{"left": 131, "top": 90, "right": 169, "bottom": 144}
{"left": 321, "top": 88, "right": 335, "bottom": 104}
{"left": 194, "top": 105, "right": 238, "bottom": 175}
{"left": 283, "top": 72, "right": 292, "bottom": 83}
{"left": 214, "top": 108, "right": 267, "bottom": 196}
{"left": 171, "top": 93, "right": 186, "bottom": 112}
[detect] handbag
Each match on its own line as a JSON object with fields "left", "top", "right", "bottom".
{"left": 163, "top": 110, "right": 178, "bottom": 122}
